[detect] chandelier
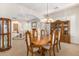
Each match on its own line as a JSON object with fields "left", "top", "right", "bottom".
{"left": 40, "top": 3, "right": 55, "bottom": 23}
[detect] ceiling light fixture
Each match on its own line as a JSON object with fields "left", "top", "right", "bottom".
{"left": 40, "top": 3, "right": 55, "bottom": 23}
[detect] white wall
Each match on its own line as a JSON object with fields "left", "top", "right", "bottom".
{"left": 49, "top": 5, "right": 79, "bottom": 44}
{"left": 0, "top": 3, "right": 38, "bottom": 20}
{"left": 0, "top": 3, "right": 38, "bottom": 39}
{"left": 11, "top": 20, "right": 21, "bottom": 38}
{"left": 11, "top": 20, "right": 32, "bottom": 38}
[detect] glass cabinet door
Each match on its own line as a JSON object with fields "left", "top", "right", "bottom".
{"left": 0, "top": 21, "right": 2, "bottom": 34}
{"left": 0, "top": 35, "right": 2, "bottom": 48}
{"left": 4, "top": 35, "right": 8, "bottom": 48}
{"left": 0, "top": 20, "right": 2, "bottom": 48}
{"left": 4, "top": 20, "right": 7, "bottom": 33}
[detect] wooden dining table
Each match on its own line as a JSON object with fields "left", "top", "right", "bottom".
{"left": 32, "top": 37, "right": 51, "bottom": 46}
{"left": 31, "top": 36, "right": 51, "bottom": 55}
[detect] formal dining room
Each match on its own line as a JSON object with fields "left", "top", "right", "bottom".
{"left": 0, "top": 3, "right": 79, "bottom": 56}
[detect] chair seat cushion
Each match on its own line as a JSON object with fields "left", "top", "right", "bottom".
{"left": 28, "top": 46, "right": 39, "bottom": 52}
{"left": 43, "top": 45, "right": 50, "bottom": 50}
{"left": 33, "top": 48, "right": 39, "bottom": 52}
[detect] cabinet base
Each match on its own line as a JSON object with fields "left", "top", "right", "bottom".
{"left": 0, "top": 46, "right": 11, "bottom": 52}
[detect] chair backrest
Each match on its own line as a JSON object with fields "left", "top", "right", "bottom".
{"left": 25, "top": 31, "right": 31, "bottom": 47}
{"left": 50, "top": 29, "right": 56, "bottom": 45}
{"left": 41, "top": 29, "right": 45, "bottom": 39}
{"left": 53, "top": 28, "right": 62, "bottom": 44}
{"left": 58, "top": 28, "right": 62, "bottom": 41}
{"left": 32, "top": 29, "right": 38, "bottom": 39}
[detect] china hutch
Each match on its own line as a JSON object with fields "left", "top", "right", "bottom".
{"left": 50, "top": 20, "right": 70, "bottom": 43}
{"left": 0, "top": 17, "right": 11, "bottom": 51}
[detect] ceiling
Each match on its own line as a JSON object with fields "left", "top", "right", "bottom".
{"left": 19, "top": 3, "right": 77, "bottom": 17}
{"left": 0, "top": 3, "right": 77, "bottom": 21}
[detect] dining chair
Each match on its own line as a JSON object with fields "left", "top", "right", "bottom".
{"left": 42, "top": 37, "right": 52, "bottom": 56}
{"left": 40, "top": 29, "right": 45, "bottom": 39}
{"left": 57, "top": 28, "right": 61, "bottom": 50}
{"left": 50, "top": 29, "right": 60, "bottom": 55}
{"left": 32, "top": 29, "right": 38, "bottom": 40}
{"left": 43, "top": 29, "right": 60, "bottom": 56}
{"left": 51, "top": 29, "right": 59, "bottom": 56}
{"left": 25, "top": 31, "right": 39, "bottom": 56}
{"left": 42, "top": 29, "right": 55, "bottom": 56}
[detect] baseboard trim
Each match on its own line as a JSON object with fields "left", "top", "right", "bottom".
{"left": 70, "top": 42, "right": 79, "bottom": 45}
{"left": 61, "top": 42, "right": 79, "bottom": 45}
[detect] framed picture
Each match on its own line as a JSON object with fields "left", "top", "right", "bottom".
{"left": 13, "top": 23, "right": 18, "bottom": 33}
{"left": 31, "top": 22, "right": 37, "bottom": 29}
